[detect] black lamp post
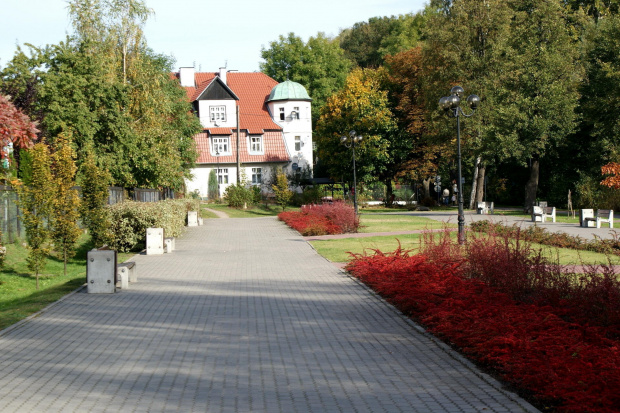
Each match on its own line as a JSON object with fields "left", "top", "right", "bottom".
{"left": 439, "top": 86, "right": 480, "bottom": 244}
{"left": 215, "top": 145, "right": 220, "bottom": 200}
{"left": 341, "top": 130, "right": 362, "bottom": 215}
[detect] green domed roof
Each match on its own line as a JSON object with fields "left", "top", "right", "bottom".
{"left": 267, "top": 80, "right": 312, "bottom": 102}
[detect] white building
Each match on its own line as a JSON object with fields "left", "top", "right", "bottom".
{"left": 175, "top": 67, "right": 313, "bottom": 199}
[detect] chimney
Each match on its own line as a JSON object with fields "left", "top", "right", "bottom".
{"left": 179, "top": 67, "right": 195, "bottom": 87}
{"left": 218, "top": 67, "right": 227, "bottom": 84}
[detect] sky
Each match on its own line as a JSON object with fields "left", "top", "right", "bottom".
{"left": 1, "top": 0, "right": 427, "bottom": 73}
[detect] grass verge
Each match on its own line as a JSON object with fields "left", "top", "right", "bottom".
{"left": 0, "top": 235, "right": 136, "bottom": 331}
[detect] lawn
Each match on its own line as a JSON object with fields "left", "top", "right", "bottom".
{"left": 359, "top": 213, "right": 457, "bottom": 232}
{"left": 202, "top": 202, "right": 296, "bottom": 218}
{"left": 0, "top": 235, "right": 136, "bottom": 331}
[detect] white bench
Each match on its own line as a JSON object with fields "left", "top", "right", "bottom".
{"left": 581, "top": 209, "right": 614, "bottom": 228}
{"left": 532, "top": 206, "right": 556, "bottom": 222}
{"left": 476, "top": 202, "right": 494, "bottom": 215}
{"left": 116, "top": 261, "right": 137, "bottom": 289}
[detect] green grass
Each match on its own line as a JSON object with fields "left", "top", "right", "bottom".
{"left": 0, "top": 235, "right": 136, "bottom": 331}
{"left": 359, "top": 214, "right": 457, "bottom": 232}
{"left": 203, "top": 203, "right": 297, "bottom": 218}
{"left": 310, "top": 230, "right": 620, "bottom": 266}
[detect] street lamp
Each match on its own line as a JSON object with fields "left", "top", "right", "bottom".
{"left": 439, "top": 86, "right": 480, "bottom": 244}
{"left": 341, "top": 130, "right": 362, "bottom": 215}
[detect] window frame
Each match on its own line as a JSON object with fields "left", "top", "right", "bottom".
{"left": 212, "top": 137, "right": 230, "bottom": 155}
{"left": 249, "top": 135, "right": 263, "bottom": 154}
{"left": 251, "top": 167, "right": 262, "bottom": 185}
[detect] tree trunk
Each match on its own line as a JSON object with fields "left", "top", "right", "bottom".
{"left": 384, "top": 179, "right": 394, "bottom": 207}
{"left": 475, "top": 164, "right": 486, "bottom": 204}
{"left": 469, "top": 157, "right": 481, "bottom": 209}
{"left": 422, "top": 177, "right": 431, "bottom": 199}
{"left": 524, "top": 154, "right": 540, "bottom": 213}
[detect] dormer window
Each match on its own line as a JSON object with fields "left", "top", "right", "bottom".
{"left": 212, "top": 137, "right": 230, "bottom": 155}
{"left": 210, "top": 106, "right": 226, "bottom": 122}
{"left": 249, "top": 136, "right": 263, "bottom": 154}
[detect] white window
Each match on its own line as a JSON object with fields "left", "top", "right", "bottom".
{"left": 292, "top": 106, "right": 300, "bottom": 119}
{"left": 250, "top": 136, "right": 263, "bottom": 153}
{"left": 295, "top": 136, "right": 301, "bottom": 152}
{"left": 217, "top": 168, "right": 229, "bottom": 184}
{"left": 212, "top": 137, "right": 229, "bottom": 154}
{"left": 251, "top": 167, "right": 262, "bottom": 184}
{"left": 210, "top": 106, "right": 226, "bottom": 122}
{"left": 279, "top": 107, "right": 285, "bottom": 121}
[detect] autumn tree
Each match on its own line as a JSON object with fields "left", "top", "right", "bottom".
{"left": 51, "top": 135, "right": 82, "bottom": 276}
{"left": 315, "top": 68, "right": 407, "bottom": 200}
{"left": 16, "top": 143, "right": 54, "bottom": 289}
{"left": 272, "top": 172, "right": 293, "bottom": 211}
{"left": 0, "top": 94, "right": 37, "bottom": 154}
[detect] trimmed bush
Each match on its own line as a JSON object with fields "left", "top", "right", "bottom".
{"left": 107, "top": 199, "right": 199, "bottom": 252}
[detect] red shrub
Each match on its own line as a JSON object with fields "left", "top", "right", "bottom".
{"left": 346, "top": 248, "right": 620, "bottom": 412}
{"left": 279, "top": 201, "right": 359, "bottom": 235}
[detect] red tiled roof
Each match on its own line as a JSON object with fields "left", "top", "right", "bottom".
{"left": 180, "top": 72, "right": 282, "bottom": 134}
{"left": 175, "top": 71, "right": 289, "bottom": 164}
{"left": 194, "top": 131, "right": 289, "bottom": 164}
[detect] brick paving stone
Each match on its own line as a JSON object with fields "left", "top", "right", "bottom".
{"left": 0, "top": 217, "right": 540, "bottom": 412}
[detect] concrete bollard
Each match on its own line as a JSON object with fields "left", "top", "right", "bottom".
{"left": 146, "top": 228, "right": 164, "bottom": 255}
{"left": 187, "top": 211, "right": 198, "bottom": 227}
{"left": 87, "top": 248, "right": 117, "bottom": 293}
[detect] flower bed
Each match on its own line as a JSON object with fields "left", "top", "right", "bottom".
{"left": 278, "top": 201, "right": 359, "bottom": 236}
{"left": 345, "top": 233, "right": 620, "bottom": 412}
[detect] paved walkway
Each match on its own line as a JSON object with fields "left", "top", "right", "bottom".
{"left": 0, "top": 217, "right": 538, "bottom": 412}
{"left": 364, "top": 209, "right": 618, "bottom": 241}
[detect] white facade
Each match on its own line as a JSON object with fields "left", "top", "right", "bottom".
{"left": 267, "top": 99, "right": 313, "bottom": 177}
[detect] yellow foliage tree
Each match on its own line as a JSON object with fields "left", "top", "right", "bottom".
{"left": 51, "top": 135, "right": 82, "bottom": 276}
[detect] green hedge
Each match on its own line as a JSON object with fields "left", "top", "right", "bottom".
{"left": 107, "top": 199, "right": 200, "bottom": 252}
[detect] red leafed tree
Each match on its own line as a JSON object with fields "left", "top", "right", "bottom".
{"left": 0, "top": 94, "right": 37, "bottom": 153}
{"left": 600, "top": 163, "right": 620, "bottom": 188}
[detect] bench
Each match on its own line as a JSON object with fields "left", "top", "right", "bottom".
{"left": 117, "top": 261, "right": 137, "bottom": 288}
{"left": 164, "top": 237, "right": 175, "bottom": 253}
{"left": 582, "top": 209, "right": 613, "bottom": 228}
{"left": 476, "top": 202, "right": 494, "bottom": 215}
{"left": 532, "top": 206, "right": 556, "bottom": 223}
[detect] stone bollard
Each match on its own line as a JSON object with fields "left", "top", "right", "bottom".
{"left": 187, "top": 211, "right": 198, "bottom": 227}
{"left": 146, "top": 228, "right": 164, "bottom": 255}
{"left": 87, "top": 248, "right": 117, "bottom": 293}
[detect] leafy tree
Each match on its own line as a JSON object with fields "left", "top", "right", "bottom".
{"left": 80, "top": 153, "right": 112, "bottom": 247}
{"left": 339, "top": 14, "right": 426, "bottom": 68}
{"left": 51, "top": 135, "right": 82, "bottom": 276}
{"left": 260, "top": 32, "right": 352, "bottom": 121}
{"left": 2, "top": 0, "right": 201, "bottom": 190}
{"left": 315, "top": 68, "right": 401, "bottom": 199}
{"left": 579, "top": 14, "right": 620, "bottom": 164}
{"left": 16, "top": 143, "right": 54, "bottom": 289}
{"left": 272, "top": 172, "right": 292, "bottom": 211}
{"left": 423, "top": 0, "right": 582, "bottom": 211}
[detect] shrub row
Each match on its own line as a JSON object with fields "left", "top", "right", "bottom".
{"left": 278, "top": 201, "right": 360, "bottom": 236}
{"left": 107, "top": 199, "right": 199, "bottom": 252}
{"left": 346, "top": 245, "right": 620, "bottom": 412}
{"left": 470, "top": 220, "right": 620, "bottom": 255}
